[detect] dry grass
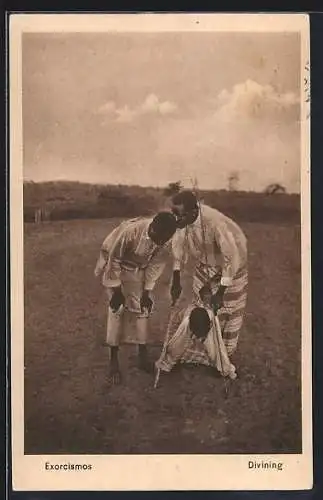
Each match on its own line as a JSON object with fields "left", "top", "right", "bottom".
{"left": 24, "top": 218, "right": 302, "bottom": 454}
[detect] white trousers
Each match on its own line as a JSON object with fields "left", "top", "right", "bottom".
{"left": 105, "top": 269, "right": 151, "bottom": 346}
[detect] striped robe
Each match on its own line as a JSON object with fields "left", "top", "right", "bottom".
{"left": 172, "top": 204, "right": 248, "bottom": 356}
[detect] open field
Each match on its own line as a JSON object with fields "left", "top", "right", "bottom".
{"left": 24, "top": 218, "right": 302, "bottom": 454}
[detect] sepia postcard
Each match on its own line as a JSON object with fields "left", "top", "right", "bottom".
{"left": 9, "top": 12, "right": 312, "bottom": 491}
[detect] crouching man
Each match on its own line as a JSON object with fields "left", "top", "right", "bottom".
{"left": 155, "top": 289, "right": 237, "bottom": 380}
{"left": 94, "top": 212, "right": 177, "bottom": 384}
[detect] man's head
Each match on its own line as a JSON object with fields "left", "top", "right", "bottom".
{"left": 148, "top": 211, "right": 178, "bottom": 246}
{"left": 170, "top": 190, "right": 199, "bottom": 228}
{"left": 189, "top": 306, "right": 212, "bottom": 342}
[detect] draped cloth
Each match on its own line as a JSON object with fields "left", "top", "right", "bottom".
{"left": 155, "top": 302, "right": 237, "bottom": 379}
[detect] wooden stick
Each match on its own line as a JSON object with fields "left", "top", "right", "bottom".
{"left": 153, "top": 305, "right": 176, "bottom": 389}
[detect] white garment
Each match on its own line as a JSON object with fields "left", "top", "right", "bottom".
{"left": 172, "top": 204, "right": 248, "bottom": 287}
{"left": 94, "top": 217, "right": 172, "bottom": 290}
{"left": 105, "top": 269, "right": 150, "bottom": 346}
{"left": 155, "top": 304, "right": 237, "bottom": 379}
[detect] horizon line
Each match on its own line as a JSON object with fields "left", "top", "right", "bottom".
{"left": 23, "top": 178, "right": 300, "bottom": 194}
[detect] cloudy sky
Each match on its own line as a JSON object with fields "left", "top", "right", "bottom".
{"left": 22, "top": 32, "right": 301, "bottom": 192}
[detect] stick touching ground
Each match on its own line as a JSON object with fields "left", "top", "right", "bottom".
{"left": 154, "top": 305, "right": 177, "bottom": 389}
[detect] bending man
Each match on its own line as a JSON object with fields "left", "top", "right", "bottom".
{"left": 94, "top": 212, "right": 177, "bottom": 384}
{"left": 170, "top": 190, "right": 248, "bottom": 357}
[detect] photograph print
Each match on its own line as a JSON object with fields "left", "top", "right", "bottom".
{"left": 9, "top": 13, "right": 312, "bottom": 491}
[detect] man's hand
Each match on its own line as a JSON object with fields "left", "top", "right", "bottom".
{"left": 199, "top": 284, "right": 212, "bottom": 304}
{"left": 211, "top": 285, "right": 226, "bottom": 314}
{"left": 109, "top": 286, "right": 125, "bottom": 313}
{"left": 94, "top": 260, "right": 104, "bottom": 277}
{"left": 140, "top": 290, "right": 154, "bottom": 313}
{"left": 170, "top": 270, "right": 182, "bottom": 305}
{"left": 94, "top": 251, "right": 108, "bottom": 277}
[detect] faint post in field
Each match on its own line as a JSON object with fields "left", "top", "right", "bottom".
{"left": 35, "top": 208, "right": 42, "bottom": 223}
{"left": 34, "top": 207, "right": 49, "bottom": 223}
{"left": 228, "top": 171, "right": 240, "bottom": 191}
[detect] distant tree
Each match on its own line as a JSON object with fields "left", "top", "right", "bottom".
{"left": 264, "top": 183, "right": 286, "bottom": 195}
{"left": 163, "top": 181, "right": 183, "bottom": 196}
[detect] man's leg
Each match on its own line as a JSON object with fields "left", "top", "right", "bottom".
{"left": 122, "top": 270, "right": 154, "bottom": 373}
{"left": 105, "top": 289, "right": 124, "bottom": 384}
{"left": 136, "top": 313, "right": 154, "bottom": 373}
{"left": 109, "top": 346, "right": 121, "bottom": 384}
{"left": 220, "top": 268, "right": 248, "bottom": 356}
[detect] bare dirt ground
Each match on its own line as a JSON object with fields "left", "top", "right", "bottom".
{"left": 24, "top": 218, "right": 302, "bottom": 454}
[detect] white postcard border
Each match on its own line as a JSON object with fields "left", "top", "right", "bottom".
{"left": 9, "top": 12, "right": 312, "bottom": 491}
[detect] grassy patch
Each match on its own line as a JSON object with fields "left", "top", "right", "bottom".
{"left": 24, "top": 218, "right": 302, "bottom": 454}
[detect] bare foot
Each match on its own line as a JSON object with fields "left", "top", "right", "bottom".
{"left": 108, "top": 365, "right": 122, "bottom": 385}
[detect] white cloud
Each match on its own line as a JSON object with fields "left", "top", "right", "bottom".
{"left": 115, "top": 105, "right": 137, "bottom": 123}
{"left": 159, "top": 100, "right": 178, "bottom": 115}
{"left": 89, "top": 81, "right": 300, "bottom": 192}
{"left": 140, "top": 93, "right": 178, "bottom": 116}
{"left": 97, "top": 100, "right": 116, "bottom": 115}
{"left": 155, "top": 80, "right": 300, "bottom": 192}
{"left": 97, "top": 93, "right": 177, "bottom": 123}
{"left": 215, "top": 79, "right": 299, "bottom": 123}
{"left": 140, "top": 93, "right": 160, "bottom": 113}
